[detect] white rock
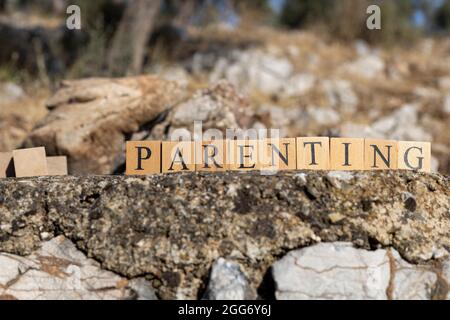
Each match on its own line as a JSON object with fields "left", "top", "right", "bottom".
{"left": 341, "top": 54, "right": 385, "bottom": 79}
{"left": 443, "top": 93, "right": 450, "bottom": 115}
{"left": 283, "top": 73, "right": 316, "bottom": 97}
{"left": 0, "top": 236, "right": 156, "bottom": 300}
{"left": 322, "top": 79, "right": 359, "bottom": 114}
{"left": 306, "top": 106, "right": 341, "bottom": 127}
{"left": 203, "top": 258, "right": 253, "bottom": 300}
{"left": 326, "top": 171, "right": 354, "bottom": 189}
{"left": 272, "top": 242, "right": 443, "bottom": 300}
{"left": 0, "top": 82, "right": 25, "bottom": 105}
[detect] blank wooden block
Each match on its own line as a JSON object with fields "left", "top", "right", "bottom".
{"left": 126, "top": 141, "right": 161, "bottom": 175}
{"left": 47, "top": 156, "right": 68, "bottom": 176}
{"left": 330, "top": 138, "right": 364, "bottom": 170}
{"left": 296, "top": 137, "right": 330, "bottom": 170}
{"left": 13, "top": 147, "right": 48, "bottom": 178}
{"left": 0, "top": 152, "right": 15, "bottom": 178}
{"left": 228, "top": 140, "right": 260, "bottom": 171}
{"left": 261, "top": 138, "right": 296, "bottom": 171}
{"left": 364, "top": 139, "right": 398, "bottom": 170}
{"left": 397, "top": 141, "right": 431, "bottom": 172}
{"left": 162, "top": 141, "right": 195, "bottom": 173}
{"left": 196, "top": 140, "right": 226, "bottom": 172}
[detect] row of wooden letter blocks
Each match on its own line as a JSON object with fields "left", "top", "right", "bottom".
{"left": 0, "top": 147, "right": 68, "bottom": 178}
{"left": 126, "top": 138, "right": 432, "bottom": 174}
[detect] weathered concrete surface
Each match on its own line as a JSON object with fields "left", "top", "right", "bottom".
{"left": 0, "top": 171, "right": 448, "bottom": 299}
{"left": 0, "top": 236, "right": 157, "bottom": 300}
{"left": 272, "top": 242, "right": 447, "bottom": 300}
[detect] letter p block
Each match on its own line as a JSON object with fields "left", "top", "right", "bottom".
{"left": 126, "top": 141, "right": 161, "bottom": 175}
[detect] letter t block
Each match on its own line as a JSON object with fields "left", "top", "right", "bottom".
{"left": 296, "top": 137, "right": 330, "bottom": 170}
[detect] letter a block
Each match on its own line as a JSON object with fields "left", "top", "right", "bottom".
{"left": 330, "top": 138, "right": 364, "bottom": 170}
{"left": 162, "top": 141, "right": 195, "bottom": 173}
{"left": 261, "top": 138, "right": 296, "bottom": 171}
{"left": 228, "top": 140, "right": 260, "bottom": 171}
{"left": 126, "top": 141, "right": 161, "bottom": 175}
{"left": 364, "top": 139, "right": 398, "bottom": 170}
{"left": 0, "top": 152, "right": 15, "bottom": 178}
{"left": 397, "top": 141, "right": 431, "bottom": 172}
{"left": 296, "top": 137, "right": 330, "bottom": 170}
{"left": 12, "top": 147, "right": 48, "bottom": 177}
{"left": 196, "top": 140, "right": 226, "bottom": 172}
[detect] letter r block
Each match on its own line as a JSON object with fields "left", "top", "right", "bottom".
{"left": 364, "top": 139, "right": 398, "bottom": 170}
{"left": 397, "top": 141, "right": 431, "bottom": 172}
{"left": 162, "top": 141, "right": 195, "bottom": 173}
{"left": 330, "top": 138, "right": 364, "bottom": 170}
{"left": 296, "top": 137, "right": 330, "bottom": 170}
{"left": 126, "top": 141, "right": 161, "bottom": 175}
{"left": 196, "top": 140, "right": 226, "bottom": 172}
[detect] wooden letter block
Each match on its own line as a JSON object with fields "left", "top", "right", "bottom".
{"left": 261, "top": 138, "right": 296, "bottom": 171}
{"left": 0, "top": 152, "right": 15, "bottom": 178}
{"left": 364, "top": 139, "right": 398, "bottom": 170}
{"left": 397, "top": 141, "right": 431, "bottom": 172}
{"left": 228, "top": 140, "right": 260, "bottom": 171}
{"left": 162, "top": 141, "right": 195, "bottom": 173}
{"left": 296, "top": 137, "right": 330, "bottom": 170}
{"left": 330, "top": 138, "right": 364, "bottom": 170}
{"left": 47, "top": 156, "right": 68, "bottom": 176}
{"left": 196, "top": 140, "right": 226, "bottom": 172}
{"left": 126, "top": 141, "right": 161, "bottom": 175}
{"left": 12, "top": 147, "right": 48, "bottom": 177}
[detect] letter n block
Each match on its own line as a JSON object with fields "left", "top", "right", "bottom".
{"left": 261, "top": 138, "right": 296, "bottom": 171}
{"left": 397, "top": 141, "right": 431, "bottom": 172}
{"left": 228, "top": 140, "right": 260, "bottom": 171}
{"left": 296, "top": 137, "right": 330, "bottom": 170}
{"left": 126, "top": 141, "right": 161, "bottom": 175}
{"left": 162, "top": 141, "right": 195, "bottom": 173}
{"left": 12, "top": 147, "right": 48, "bottom": 177}
{"left": 196, "top": 140, "right": 226, "bottom": 172}
{"left": 364, "top": 139, "right": 398, "bottom": 170}
{"left": 330, "top": 138, "right": 364, "bottom": 170}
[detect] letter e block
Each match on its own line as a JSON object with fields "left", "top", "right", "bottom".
{"left": 13, "top": 147, "right": 48, "bottom": 177}
{"left": 397, "top": 141, "right": 431, "bottom": 172}
{"left": 364, "top": 139, "right": 398, "bottom": 170}
{"left": 196, "top": 140, "right": 226, "bottom": 172}
{"left": 162, "top": 141, "right": 195, "bottom": 173}
{"left": 261, "top": 138, "right": 296, "bottom": 171}
{"left": 228, "top": 140, "right": 260, "bottom": 171}
{"left": 296, "top": 137, "right": 330, "bottom": 170}
{"left": 330, "top": 138, "right": 364, "bottom": 170}
{"left": 126, "top": 141, "right": 161, "bottom": 175}
{"left": 47, "top": 156, "right": 68, "bottom": 176}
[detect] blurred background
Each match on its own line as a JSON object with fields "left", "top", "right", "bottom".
{"left": 0, "top": 0, "right": 449, "bottom": 174}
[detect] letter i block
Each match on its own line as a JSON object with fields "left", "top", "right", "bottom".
{"left": 228, "top": 140, "right": 260, "bottom": 171}
{"left": 330, "top": 138, "right": 364, "bottom": 170}
{"left": 126, "top": 141, "right": 161, "bottom": 175}
{"left": 397, "top": 141, "right": 431, "bottom": 172}
{"left": 261, "top": 138, "right": 296, "bottom": 171}
{"left": 296, "top": 137, "right": 330, "bottom": 170}
{"left": 162, "top": 141, "right": 195, "bottom": 173}
{"left": 364, "top": 139, "right": 398, "bottom": 170}
{"left": 196, "top": 140, "right": 226, "bottom": 172}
